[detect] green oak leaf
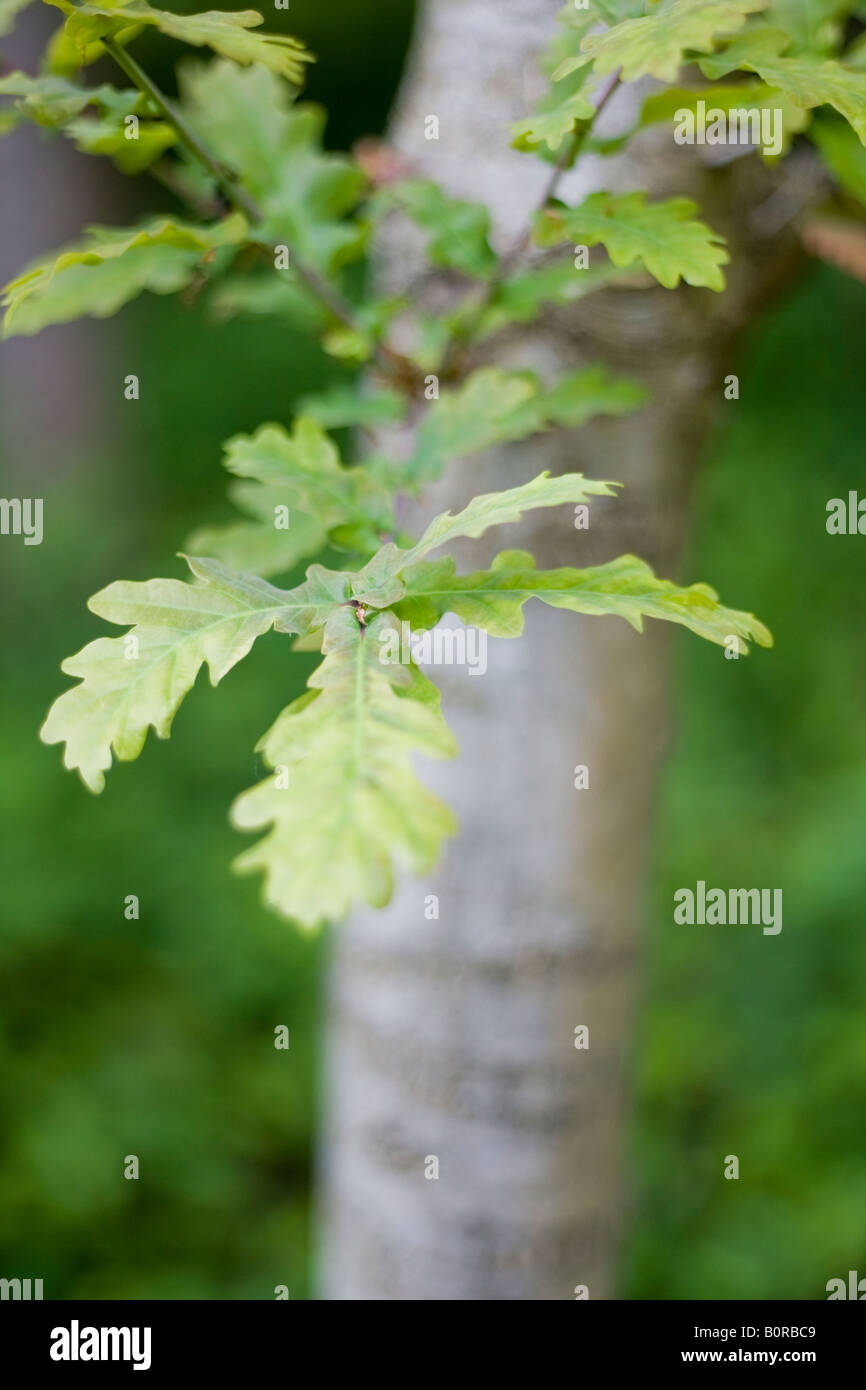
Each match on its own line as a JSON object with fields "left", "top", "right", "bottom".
{"left": 187, "top": 493, "right": 327, "bottom": 580}
{"left": 210, "top": 273, "right": 328, "bottom": 332}
{"left": 65, "top": 113, "right": 176, "bottom": 172}
{"left": 2, "top": 213, "right": 245, "bottom": 336}
{"left": 0, "top": 71, "right": 175, "bottom": 168}
{"left": 472, "top": 260, "right": 626, "bottom": 338}
{"left": 297, "top": 384, "right": 406, "bottom": 430}
{"left": 639, "top": 82, "right": 810, "bottom": 155}
{"left": 217, "top": 417, "right": 394, "bottom": 553}
{"left": 765, "top": 0, "right": 850, "bottom": 53}
{"left": 403, "top": 368, "right": 541, "bottom": 485}
{"left": 231, "top": 608, "right": 457, "bottom": 929}
{"left": 540, "top": 1, "right": 601, "bottom": 85}
{"left": 351, "top": 472, "right": 618, "bottom": 604}
{"left": 392, "top": 549, "right": 774, "bottom": 649}
{"left": 401, "top": 365, "right": 645, "bottom": 487}
{"left": 0, "top": 71, "right": 144, "bottom": 126}
{"left": 511, "top": 86, "right": 595, "bottom": 153}
{"left": 179, "top": 60, "right": 366, "bottom": 275}
{"left": 701, "top": 29, "right": 866, "bottom": 141}
{"left": 40, "top": 557, "right": 310, "bottom": 793}
{"left": 514, "top": 5, "right": 599, "bottom": 156}
{"left": 534, "top": 192, "right": 729, "bottom": 291}
{"left": 580, "top": 0, "right": 770, "bottom": 83}
{"left": 46, "top": 1, "right": 312, "bottom": 84}
{"left": 502, "top": 365, "right": 649, "bottom": 434}
{"left": 371, "top": 179, "right": 498, "bottom": 280}
{"left": 696, "top": 24, "right": 792, "bottom": 77}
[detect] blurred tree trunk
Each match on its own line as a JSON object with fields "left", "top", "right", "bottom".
{"left": 318, "top": 0, "right": 800, "bottom": 1300}
{"left": 0, "top": 8, "right": 116, "bottom": 479}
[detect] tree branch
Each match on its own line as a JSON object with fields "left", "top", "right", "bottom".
{"left": 438, "top": 70, "right": 622, "bottom": 377}
{"left": 103, "top": 38, "right": 420, "bottom": 387}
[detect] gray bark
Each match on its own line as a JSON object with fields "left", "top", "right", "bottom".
{"left": 318, "top": 0, "right": 799, "bottom": 1301}
{"left": 0, "top": 9, "right": 116, "bottom": 481}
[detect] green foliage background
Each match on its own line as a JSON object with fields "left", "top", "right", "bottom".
{"left": 1, "top": 0, "right": 864, "bottom": 1299}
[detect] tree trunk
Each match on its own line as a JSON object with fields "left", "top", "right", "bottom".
{"left": 0, "top": 10, "right": 117, "bottom": 478}
{"left": 318, "top": 0, "right": 800, "bottom": 1301}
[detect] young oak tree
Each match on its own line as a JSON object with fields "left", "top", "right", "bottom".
{"left": 5, "top": 0, "right": 865, "bottom": 1296}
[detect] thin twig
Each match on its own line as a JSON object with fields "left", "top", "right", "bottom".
{"left": 103, "top": 38, "right": 419, "bottom": 382}
{"left": 438, "top": 69, "right": 622, "bottom": 377}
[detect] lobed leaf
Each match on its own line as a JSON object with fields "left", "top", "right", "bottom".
{"left": 216, "top": 416, "right": 394, "bottom": 556}
{"left": 764, "top": 0, "right": 852, "bottom": 53}
{"left": 371, "top": 179, "right": 498, "bottom": 280}
{"left": 0, "top": 71, "right": 144, "bottom": 125}
{"left": 297, "top": 384, "right": 406, "bottom": 430}
{"left": 701, "top": 28, "right": 866, "bottom": 141}
{"left": 534, "top": 191, "right": 729, "bottom": 291}
{"left": 187, "top": 500, "right": 327, "bottom": 579}
{"left": 2, "top": 213, "right": 245, "bottom": 336}
{"left": 179, "top": 60, "right": 366, "bottom": 276}
{"left": 580, "top": 0, "right": 770, "bottom": 83}
{"left": 470, "top": 259, "right": 626, "bottom": 338}
{"left": 511, "top": 85, "right": 595, "bottom": 154}
{"left": 502, "top": 365, "right": 649, "bottom": 435}
{"left": 231, "top": 608, "right": 457, "bottom": 928}
{"left": 47, "top": 1, "right": 312, "bottom": 84}
{"left": 392, "top": 549, "right": 774, "bottom": 649}
{"left": 402, "top": 364, "right": 645, "bottom": 487}
{"left": 351, "top": 472, "right": 618, "bottom": 604}
{"left": 40, "top": 557, "right": 306, "bottom": 792}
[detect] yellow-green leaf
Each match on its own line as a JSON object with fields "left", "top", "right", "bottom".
{"left": 231, "top": 609, "right": 457, "bottom": 929}
{"left": 534, "top": 191, "right": 729, "bottom": 291}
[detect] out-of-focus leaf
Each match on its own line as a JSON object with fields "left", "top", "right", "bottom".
{"left": 471, "top": 260, "right": 626, "bottom": 339}
{"left": 700, "top": 26, "right": 866, "bottom": 141}
{"left": 640, "top": 82, "right": 810, "bottom": 154}
{"left": 2, "top": 214, "right": 245, "bottom": 336}
{"left": 187, "top": 497, "right": 327, "bottom": 579}
{"left": 297, "top": 385, "right": 406, "bottom": 429}
{"left": 580, "top": 0, "right": 770, "bottom": 82}
{"left": 179, "top": 60, "right": 366, "bottom": 275}
{"left": 534, "top": 191, "right": 729, "bottom": 291}
{"left": 47, "top": 1, "right": 312, "bottom": 84}
{"left": 217, "top": 417, "right": 394, "bottom": 554}
{"left": 371, "top": 178, "right": 498, "bottom": 280}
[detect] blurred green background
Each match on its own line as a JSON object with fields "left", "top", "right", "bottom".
{"left": 1, "top": 1, "right": 865, "bottom": 1300}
